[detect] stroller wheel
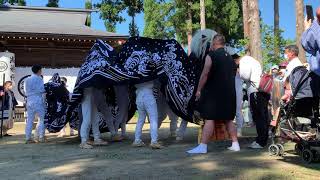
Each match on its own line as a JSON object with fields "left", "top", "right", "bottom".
{"left": 302, "top": 149, "right": 313, "bottom": 164}
{"left": 277, "top": 144, "right": 285, "bottom": 156}
{"left": 295, "top": 143, "right": 304, "bottom": 155}
{"left": 269, "top": 144, "right": 280, "bottom": 156}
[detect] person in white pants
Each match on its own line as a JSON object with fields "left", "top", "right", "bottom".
{"left": 158, "top": 105, "right": 189, "bottom": 141}
{"left": 155, "top": 82, "right": 188, "bottom": 140}
{"left": 94, "top": 87, "right": 124, "bottom": 141}
{"left": 132, "top": 81, "right": 162, "bottom": 149}
{"left": 232, "top": 53, "right": 244, "bottom": 136}
{"left": 24, "top": 65, "right": 46, "bottom": 144}
{"left": 58, "top": 77, "right": 74, "bottom": 137}
{"left": 113, "top": 85, "right": 129, "bottom": 139}
{"left": 79, "top": 87, "right": 109, "bottom": 149}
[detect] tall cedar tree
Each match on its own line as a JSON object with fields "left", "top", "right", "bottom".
{"left": 46, "top": 0, "right": 59, "bottom": 7}
{"left": 96, "top": 0, "right": 143, "bottom": 34}
{"left": 143, "top": 0, "right": 174, "bottom": 39}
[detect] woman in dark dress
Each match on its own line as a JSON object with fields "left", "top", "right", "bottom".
{"left": 187, "top": 34, "right": 240, "bottom": 154}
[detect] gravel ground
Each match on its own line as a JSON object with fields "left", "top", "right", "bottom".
{"left": 0, "top": 121, "right": 319, "bottom": 180}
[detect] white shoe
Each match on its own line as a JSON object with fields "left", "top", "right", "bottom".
{"left": 228, "top": 141, "right": 240, "bottom": 152}
{"left": 227, "top": 146, "right": 240, "bottom": 152}
{"left": 186, "top": 145, "right": 207, "bottom": 154}
{"left": 249, "top": 141, "right": 263, "bottom": 149}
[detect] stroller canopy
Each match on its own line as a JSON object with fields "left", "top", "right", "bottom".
{"left": 289, "top": 66, "right": 320, "bottom": 99}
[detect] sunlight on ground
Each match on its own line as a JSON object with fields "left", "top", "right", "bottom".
{"left": 192, "top": 161, "right": 218, "bottom": 171}
{"left": 41, "top": 158, "right": 94, "bottom": 176}
{"left": 1, "top": 121, "right": 320, "bottom": 179}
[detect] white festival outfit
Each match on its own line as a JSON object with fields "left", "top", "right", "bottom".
{"left": 24, "top": 74, "right": 46, "bottom": 140}
{"left": 235, "top": 73, "right": 244, "bottom": 129}
{"left": 80, "top": 88, "right": 99, "bottom": 143}
{"left": 80, "top": 87, "right": 114, "bottom": 143}
{"left": 239, "top": 56, "right": 261, "bottom": 125}
{"left": 134, "top": 81, "right": 159, "bottom": 144}
{"left": 113, "top": 85, "right": 129, "bottom": 137}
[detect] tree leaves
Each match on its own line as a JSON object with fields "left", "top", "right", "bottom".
{"left": 96, "top": 0, "right": 143, "bottom": 35}
{"left": 46, "top": 0, "right": 59, "bottom": 7}
{"left": 143, "top": 0, "right": 175, "bottom": 39}
{"left": 0, "top": 0, "right": 26, "bottom": 6}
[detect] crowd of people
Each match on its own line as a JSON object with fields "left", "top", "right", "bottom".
{"left": 1, "top": 8, "right": 320, "bottom": 155}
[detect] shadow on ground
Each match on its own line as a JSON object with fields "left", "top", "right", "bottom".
{"left": 0, "top": 123, "right": 319, "bottom": 180}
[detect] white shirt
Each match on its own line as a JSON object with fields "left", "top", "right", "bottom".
{"left": 285, "top": 57, "right": 303, "bottom": 79}
{"left": 24, "top": 74, "right": 45, "bottom": 105}
{"left": 239, "top": 55, "right": 262, "bottom": 95}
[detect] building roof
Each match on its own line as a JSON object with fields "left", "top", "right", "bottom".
{"left": 0, "top": 5, "right": 128, "bottom": 40}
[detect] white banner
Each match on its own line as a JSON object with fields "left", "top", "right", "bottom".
{"left": 0, "top": 51, "right": 15, "bottom": 85}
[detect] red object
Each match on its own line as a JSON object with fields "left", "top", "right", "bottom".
{"left": 279, "top": 61, "right": 288, "bottom": 68}
{"left": 258, "top": 74, "right": 274, "bottom": 94}
{"left": 211, "top": 120, "right": 229, "bottom": 141}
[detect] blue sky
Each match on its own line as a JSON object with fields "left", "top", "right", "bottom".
{"left": 26, "top": 0, "right": 320, "bottom": 40}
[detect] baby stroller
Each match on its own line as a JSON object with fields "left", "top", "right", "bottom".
{"left": 269, "top": 66, "right": 320, "bottom": 163}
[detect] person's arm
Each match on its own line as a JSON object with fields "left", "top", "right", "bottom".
{"left": 196, "top": 55, "right": 212, "bottom": 99}
{"left": 301, "top": 20, "right": 319, "bottom": 56}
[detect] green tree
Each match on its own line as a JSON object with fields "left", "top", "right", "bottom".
{"left": 143, "top": 0, "right": 174, "bottom": 39}
{"left": 169, "top": 0, "right": 243, "bottom": 46}
{"left": 96, "top": 0, "right": 143, "bottom": 34}
{"left": 261, "top": 23, "right": 294, "bottom": 68}
{"left": 204, "top": 0, "right": 243, "bottom": 44}
{"left": 0, "top": 0, "right": 26, "bottom": 6}
{"left": 46, "top": 0, "right": 59, "bottom": 8}
{"left": 168, "top": 0, "right": 194, "bottom": 50}
{"left": 126, "top": 0, "right": 143, "bottom": 36}
{"left": 129, "top": 16, "right": 139, "bottom": 36}
{"left": 85, "top": 0, "right": 92, "bottom": 27}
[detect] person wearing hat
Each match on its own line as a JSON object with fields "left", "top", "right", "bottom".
{"left": 271, "top": 65, "right": 279, "bottom": 78}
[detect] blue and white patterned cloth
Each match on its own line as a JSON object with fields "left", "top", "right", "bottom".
{"left": 68, "top": 37, "right": 200, "bottom": 125}
{"left": 44, "top": 73, "right": 70, "bottom": 133}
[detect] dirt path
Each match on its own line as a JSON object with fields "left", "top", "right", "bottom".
{"left": 0, "top": 122, "right": 319, "bottom": 180}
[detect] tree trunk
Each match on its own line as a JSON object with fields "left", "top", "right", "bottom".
{"left": 248, "top": 0, "right": 263, "bottom": 63}
{"left": 200, "top": 0, "right": 206, "bottom": 30}
{"left": 187, "top": 1, "right": 193, "bottom": 55}
{"left": 242, "top": 0, "right": 250, "bottom": 54}
{"left": 274, "top": 0, "right": 280, "bottom": 59}
{"left": 295, "top": 0, "right": 306, "bottom": 63}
